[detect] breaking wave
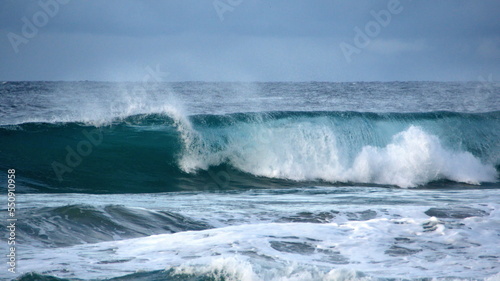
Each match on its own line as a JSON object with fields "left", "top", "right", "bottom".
{"left": 1, "top": 111, "right": 498, "bottom": 192}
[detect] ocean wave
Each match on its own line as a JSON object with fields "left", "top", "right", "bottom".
{"left": 15, "top": 204, "right": 211, "bottom": 248}
{"left": 1, "top": 111, "right": 498, "bottom": 192}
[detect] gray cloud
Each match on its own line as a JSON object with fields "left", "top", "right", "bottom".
{"left": 0, "top": 0, "right": 499, "bottom": 81}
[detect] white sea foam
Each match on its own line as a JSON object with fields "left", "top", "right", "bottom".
{"left": 14, "top": 189, "right": 500, "bottom": 280}
{"left": 172, "top": 257, "right": 260, "bottom": 281}
{"left": 19, "top": 208, "right": 500, "bottom": 280}
{"left": 172, "top": 258, "right": 373, "bottom": 281}
{"left": 348, "top": 126, "right": 497, "bottom": 187}
{"left": 180, "top": 123, "right": 497, "bottom": 188}
{"left": 486, "top": 273, "right": 500, "bottom": 281}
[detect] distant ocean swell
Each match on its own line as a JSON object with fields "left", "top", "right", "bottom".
{"left": 1, "top": 111, "right": 498, "bottom": 193}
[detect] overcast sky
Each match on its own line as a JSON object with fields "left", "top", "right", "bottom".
{"left": 0, "top": 0, "right": 499, "bottom": 82}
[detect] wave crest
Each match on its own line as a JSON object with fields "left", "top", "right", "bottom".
{"left": 1, "top": 111, "right": 498, "bottom": 192}
{"left": 180, "top": 118, "right": 497, "bottom": 188}
{"left": 349, "top": 126, "right": 497, "bottom": 187}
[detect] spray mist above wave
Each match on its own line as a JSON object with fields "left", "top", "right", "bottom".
{"left": 0, "top": 82, "right": 190, "bottom": 126}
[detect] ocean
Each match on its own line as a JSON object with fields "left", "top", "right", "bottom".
{"left": 0, "top": 81, "right": 499, "bottom": 280}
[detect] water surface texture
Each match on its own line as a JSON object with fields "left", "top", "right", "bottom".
{"left": 0, "top": 81, "right": 499, "bottom": 280}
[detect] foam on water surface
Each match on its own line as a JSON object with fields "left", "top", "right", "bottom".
{"left": 11, "top": 187, "right": 500, "bottom": 280}
{"left": 2, "top": 82, "right": 499, "bottom": 281}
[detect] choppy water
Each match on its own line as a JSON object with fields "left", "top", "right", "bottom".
{"left": 0, "top": 81, "right": 499, "bottom": 280}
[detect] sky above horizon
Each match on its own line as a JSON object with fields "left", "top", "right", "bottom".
{"left": 0, "top": 0, "right": 499, "bottom": 82}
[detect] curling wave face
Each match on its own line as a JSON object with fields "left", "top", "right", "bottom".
{"left": 1, "top": 111, "right": 497, "bottom": 193}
